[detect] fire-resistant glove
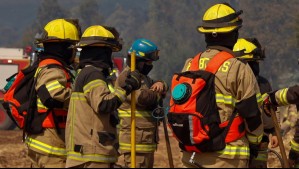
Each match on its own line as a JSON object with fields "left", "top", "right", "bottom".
{"left": 122, "top": 70, "right": 142, "bottom": 95}
{"left": 262, "top": 93, "right": 277, "bottom": 116}
{"left": 289, "top": 149, "right": 299, "bottom": 167}
{"left": 249, "top": 143, "right": 260, "bottom": 160}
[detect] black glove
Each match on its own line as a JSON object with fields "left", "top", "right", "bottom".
{"left": 289, "top": 149, "right": 299, "bottom": 161}
{"left": 249, "top": 144, "right": 259, "bottom": 159}
{"left": 122, "top": 70, "right": 141, "bottom": 94}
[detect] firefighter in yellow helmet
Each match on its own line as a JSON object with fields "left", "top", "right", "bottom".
{"left": 179, "top": 3, "right": 263, "bottom": 168}
{"left": 65, "top": 25, "right": 142, "bottom": 168}
{"left": 24, "top": 18, "right": 81, "bottom": 168}
{"left": 233, "top": 38, "right": 278, "bottom": 168}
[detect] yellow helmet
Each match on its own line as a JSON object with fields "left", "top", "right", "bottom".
{"left": 76, "top": 25, "right": 122, "bottom": 52}
{"left": 35, "top": 19, "right": 81, "bottom": 43}
{"left": 233, "top": 38, "right": 265, "bottom": 61}
{"left": 198, "top": 3, "right": 243, "bottom": 33}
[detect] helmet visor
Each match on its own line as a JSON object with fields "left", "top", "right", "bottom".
{"left": 146, "top": 50, "right": 160, "bottom": 61}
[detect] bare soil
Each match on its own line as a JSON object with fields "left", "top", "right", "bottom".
{"left": 0, "top": 126, "right": 293, "bottom": 168}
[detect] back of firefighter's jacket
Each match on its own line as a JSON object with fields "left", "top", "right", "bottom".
{"left": 181, "top": 47, "right": 264, "bottom": 159}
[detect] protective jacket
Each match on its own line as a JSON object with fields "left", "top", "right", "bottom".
{"left": 181, "top": 46, "right": 263, "bottom": 160}
{"left": 269, "top": 85, "right": 299, "bottom": 106}
{"left": 25, "top": 58, "right": 73, "bottom": 157}
{"left": 257, "top": 75, "right": 275, "bottom": 137}
{"left": 65, "top": 65, "right": 127, "bottom": 167}
{"left": 249, "top": 75, "right": 275, "bottom": 167}
{"left": 115, "top": 66, "right": 168, "bottom": 154}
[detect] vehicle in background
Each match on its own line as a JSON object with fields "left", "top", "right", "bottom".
{"left": 0, "top": 47, "right": 31, "bottom": 130}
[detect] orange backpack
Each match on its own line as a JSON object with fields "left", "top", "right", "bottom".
{"left": 2, "top": 59, "right": 66, "bottom": 133}
{"left": 168, "top": 51, "right": 244, "bottom": 153}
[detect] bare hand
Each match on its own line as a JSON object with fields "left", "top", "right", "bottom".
{"left": 150, "top": 82, "right": 164, "bottom": 93}
{"left": 270, "top": 135, "right": 279, "bottom": 148}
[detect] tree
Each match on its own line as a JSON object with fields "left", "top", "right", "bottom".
{"left": 70, "top": 0, "right": 103, "bottom": 30}
{"left": 21, "top": 0, "right": 66, "bottom": 47}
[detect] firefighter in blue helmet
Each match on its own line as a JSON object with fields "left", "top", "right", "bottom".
{"left": 115, "top": 38, "right": 168, "bottom": 168}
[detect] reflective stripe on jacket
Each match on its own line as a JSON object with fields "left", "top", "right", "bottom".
{"left": 180, "top": 47, "right": 263, "bottom": 159}
{"left": 115, "top": 66, "right": 168, "bottom": 153}
{"left": 36, "top": 59, "right": 72, "bottom": 128}
{"left": 25, "top": 136, "right": 67, "bottom": 156}
{"left": 65, "top": 66, "right": 125, "bottom": 167}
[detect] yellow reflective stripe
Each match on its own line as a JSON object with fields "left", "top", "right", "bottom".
{"left": 254, "top": 153, "right": 268, "bottom": 161}
{"left": 290, "top": 111, "right": 297, "bottom": 116}
{"left": 261, "top": 93, "right": 269, "bottom": 102}
{"left": 25, "top": 137, "right": 66, "bottom": 156}
{"left": 291, "top": 140, "right": 299, "bottom": 152}
{"left": 119, "top": 143, "right": 157, "bottom": 152}
{"left": 108, "top": 84, "right": 115, "bottom": 93}
{"left": 279, "top": 88, "right": 289, "bottom": 106}
{"left": 216, "top": 94, "right": 236, "bottom": 105}
{"left": 67, "top": 151, "right": 117, "bottom": 163}
{"left": 256, "top": 93, "right": 262, "bottom": 103}
{"left": 114, "top": 88, "right": 126, "bottom": 102}
{"left": 216, "top": 93, "right": 262, "bottom": 105}
{"left": 69, "top": 96, "right": 76, "bottom": 153}
{"left": 118, "top": 110, "right": 152, "bottom": 118}
{"left": 46, "top": 80, "right": 64, "bottom": 91}
{"left": 71, "top": 92, "right": 87, "bottom": 101}
{"left": 34, "top": 67, "right": 42, "bottom": 77}
{"left": 217, "top": 145, "right": 250, "bottom": 157}
{"left": 246, "top": 134, "right": 263, "bottom": 144}
{"left": 83, "top": 80, "right": 106, "bottom": 94}
{"left": 37, "top": 98, "right": 48, "bottom": 109}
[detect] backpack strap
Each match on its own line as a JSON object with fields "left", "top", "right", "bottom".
{"left": 188, "top": 51, "right": 233, "bottom": 73}
{"left": 39, "top": 59, "right": 63, "bottom": 67}
{"left": 205, "top": 51, "right": 234, "bottom": 74}
{"left": 38, "top": 59, "right": 75, "bottom": 82}
{"left": 189, "top": 53, "right": 202, "bottom": 71}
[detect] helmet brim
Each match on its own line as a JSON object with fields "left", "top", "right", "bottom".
{"left": 197, "top": 25, "right": 241, "bottom": 33}
{"left": 74, "top": 40, "right": 122, "bottom": 52}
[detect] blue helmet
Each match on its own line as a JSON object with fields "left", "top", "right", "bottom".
{"left": 128, "top": 38, "right": 159, "bottom": 61}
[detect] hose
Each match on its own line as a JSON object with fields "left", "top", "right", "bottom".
{"left": 259, "top": 149, "right": 284, "bottom": 167}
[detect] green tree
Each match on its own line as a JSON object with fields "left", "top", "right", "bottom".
{"left": 22, "top": 0, "right": 66, "bottom": 47}
{"left": 238, "top": 0, "right": 299, "bottom": 89}
{"left": 70, "top": 0, "right": 103, "bottom": 30}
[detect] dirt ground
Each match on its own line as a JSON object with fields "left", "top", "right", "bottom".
{"left": 0, "top": 126, "right": 293, "bottom": 168}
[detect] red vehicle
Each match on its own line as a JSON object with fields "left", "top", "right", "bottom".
{"left": 0, "top": 48, "right": 31, "bottom": 130}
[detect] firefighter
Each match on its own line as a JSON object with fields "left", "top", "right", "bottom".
{"left": 267, "top": 85, "right": 299, "bottom": 106}
{"left": 25, "top": 18, "right": 81, "bottom": 168}
{"left": 233, "top": 38, "right": 279, "bottom": 168}
{"left": 264, "top": 68, "right": 299, "bottom": 167}
{"left": 180, "top": 3, "right": 264, "bottom": 168}
{"left": 115, "top": 38, "right": 168, "bottom": 168}
{"left": 266, "top": 88, "right": 299, "bottom": 167}
{"left": 64, "top": 25, "right": 142, "bottom": 168}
